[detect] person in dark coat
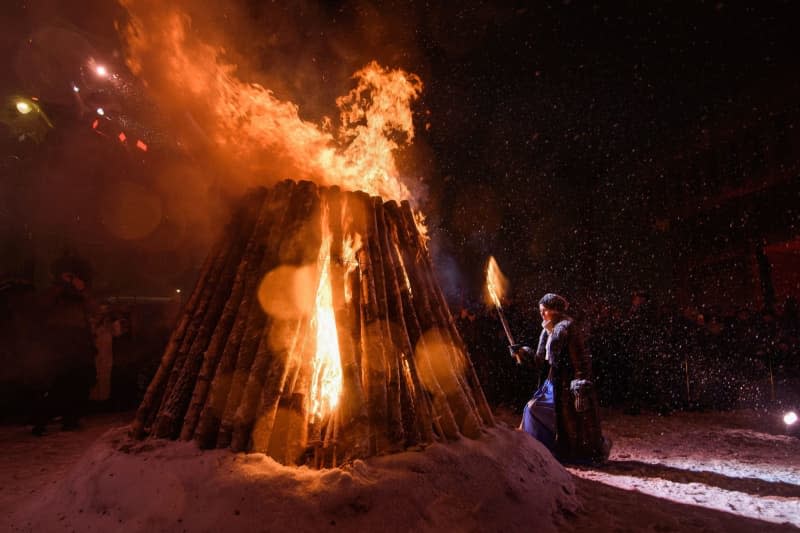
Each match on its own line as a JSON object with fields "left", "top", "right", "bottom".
{"left": 512, "top": 293, "right": 610, "bottom": 464}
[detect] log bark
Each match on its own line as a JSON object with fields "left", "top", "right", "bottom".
{"left": 135, "top": 181, "right": 495, "bottom": 467}
{"left": 153, "top": 191, "right": 263, "bottom": 438}
{"left": 130, "top": 246, "right": 216, "bottom": 438}
{"left": 217, "top": 181, "right": 321, "bottom": 449}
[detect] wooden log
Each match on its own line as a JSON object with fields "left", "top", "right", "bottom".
{"left": 153, "top": 191, "right": 264, "bottom": 438}
{"left": 193, "top": 181, "right": 295, "bottom": 447}
{"left": 385, "top": 202, "right": 473, "bottom": 439}
{"left": 179, "top": 186, "right": 282, "bottom": 441}
{"left": 247, "top": 318, "right": 305, "bottom": 453}
{"left": 154, "top": 222, "right": 238, "bottom": 423}
{"left": 377, "top": 200, "right": 436, "bottom": 445}
{"left": 353, "top": 191, "right": 390, "bottom": 455}
{"left": 369, "top": 197, "right": 405, "bottom": 449}
{"left": 138, "top": 200, "right": 241, "bottom": 436}
{"left": 230, "top": 178, "right": 322, "bottom": 451}
{"left": 217, "top": 181, "right": 320, "bottom": 449}
{"left": 399, "top": 202, "right": 493, "bottom": 429}
{"left": 130, "top": 244, "right": 217, "bottom": 438}
{"left": 383, "top": 202, "right": 455, "bottom": 440}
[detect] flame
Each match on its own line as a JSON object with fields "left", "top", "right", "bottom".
{"left": 309, "top": 208, "right": 344, "bottom": 421}
{"left": 393, "top": 242, "right": 413, "bottom": 296}
{"left": 485, "top": 256, "right": 508, "bottom": 309}
{"left": 121, "top": 4, "right": 423, "bottom": 203}
{"left": 342, "top": 231, "right": 362, "bottom": 304}
{"left": 413, "top": 209, "right": 430, "bottom": 249}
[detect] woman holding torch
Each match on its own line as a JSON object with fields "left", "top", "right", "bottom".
{"left": 512, "top": 293, "right": 611, "bottom": 464}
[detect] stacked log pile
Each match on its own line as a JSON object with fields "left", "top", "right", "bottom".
{"left": 132, "top": 180, "right": 493, "bottom": 467}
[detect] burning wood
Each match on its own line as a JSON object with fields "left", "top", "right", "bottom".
{"left": 132, "top": 180, "right": 493, "bottom": 467}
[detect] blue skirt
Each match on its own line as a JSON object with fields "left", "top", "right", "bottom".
{"left": 522, "top": 378, "right": 556, "bottom": 450}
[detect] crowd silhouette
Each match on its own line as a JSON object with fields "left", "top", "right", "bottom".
{"left": 457, "top": 293, "right": 800, "bottom": 415}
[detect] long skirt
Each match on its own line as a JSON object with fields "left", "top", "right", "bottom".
{"left": 522, "top": 378, "right": 556, "bottom": 450}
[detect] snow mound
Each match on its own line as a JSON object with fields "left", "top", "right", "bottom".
{"left": 7, "top": 425, "right": 577, "bottom": 533}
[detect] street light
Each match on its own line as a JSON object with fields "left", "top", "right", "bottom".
{"left": 15, "top": 100, "right": 32, "bottom": 114}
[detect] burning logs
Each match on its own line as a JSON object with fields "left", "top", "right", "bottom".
{"left": 132, "top": 180, "right": 493, "bottom": 467}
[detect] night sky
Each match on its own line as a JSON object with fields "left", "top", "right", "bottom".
{"left": 1, "top": 1, "right": 798, "bottom": 311}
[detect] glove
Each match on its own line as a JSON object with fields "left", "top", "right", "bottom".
{"left": 509, "top": 343, "right": 533, "bottom": 362}
{"left": 570, "top": 379, "right": 594, "bottom": 413}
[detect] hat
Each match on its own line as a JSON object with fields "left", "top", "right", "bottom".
{"left": 539, "top": 293, "right": 569, "bottom": 312}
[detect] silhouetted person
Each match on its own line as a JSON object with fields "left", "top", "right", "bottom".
{"left": 30, "top": 253, "right": 96, "bottom": 435}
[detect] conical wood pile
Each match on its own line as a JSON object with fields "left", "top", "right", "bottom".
{"left": 132, "top": 180, "right": 493, "bottom": 467}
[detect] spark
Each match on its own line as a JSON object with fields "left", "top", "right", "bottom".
{"left": 96, "top": 108, "right": 105, "bottom": 116}
{"left": 95, "top": 65, "right": 108, "bottom": 77}
{"left": 785, "top": 411, "right": 798, "bottom": 426}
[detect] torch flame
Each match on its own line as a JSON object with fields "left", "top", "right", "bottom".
{"left": 309, "top": 208, "right": 344, "bottom": 422}
{"left": 485, "top": 256, "right": 508, "bottom": 309}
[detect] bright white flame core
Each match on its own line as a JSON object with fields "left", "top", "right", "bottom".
{"left": 309, "top": 214, "right": 343, "bottom": 421}
{"left": 785, "top": 411, "right": 798, "bottom": 425}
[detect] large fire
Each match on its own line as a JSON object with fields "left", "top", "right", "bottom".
{"left": 121, "top": 2, "right": 423, "bottom": 205}
{"left": 308, "top": 206, "right": 343, "bottom": 422}
{"left": 122, "top": 5, "right": 482, "bottom": 464}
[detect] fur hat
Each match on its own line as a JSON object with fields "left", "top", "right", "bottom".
{"left": 539, "top": 293, "right": 569, "bottom": 312}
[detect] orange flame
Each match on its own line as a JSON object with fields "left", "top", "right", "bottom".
{"left": 121, "top": 4, "right": 423, "bottom": 203}
{"left": 485, "top": 256, "right": 508, "bottom": 309}
{"left": 393, "top": 242, "right": 413, "bottom": 296}
{"left": 342, "top": 231, "right": 362, "bottom": 304}
{"left": 309, "top": 208, "right": 344, "bottom": 421}
{"left": 413, "top": 209, "right": 430, "bottom": 249}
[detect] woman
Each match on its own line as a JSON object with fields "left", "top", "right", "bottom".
{"left": 514, "top": 293, "right": 610, "bottom": 463}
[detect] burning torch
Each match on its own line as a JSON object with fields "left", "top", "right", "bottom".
{"left": 485, "top": 256, "right": 524, "bottom": 365}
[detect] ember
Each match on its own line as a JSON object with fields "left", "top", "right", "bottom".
{"left": 133, "top": 181, "right": 493, "bottom": 467}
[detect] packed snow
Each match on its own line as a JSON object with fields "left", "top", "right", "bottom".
{"left": 1, "top": 408, "right": 798, "bottom": 532}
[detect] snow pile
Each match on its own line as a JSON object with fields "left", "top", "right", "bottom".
{"left": 7, "top": 425, "right": 577, "bottom": 533}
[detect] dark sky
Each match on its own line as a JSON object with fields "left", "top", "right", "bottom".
{"left": 1, "top": 1, "right": 798, "bottom": 305}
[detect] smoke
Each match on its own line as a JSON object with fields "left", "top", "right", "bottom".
{"left": 1, "top": 0, "right": 434, "bottom": 294}
{"left": 119, "top": 0, "right": 426, "bottom": 202}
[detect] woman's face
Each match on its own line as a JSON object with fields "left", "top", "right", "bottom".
{"left": 539, "top": 304, "right": 556, "bottom": 323}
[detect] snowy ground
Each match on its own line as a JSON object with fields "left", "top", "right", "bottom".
{"left": 1, "top": 408, "right": 798, "bottom": 532}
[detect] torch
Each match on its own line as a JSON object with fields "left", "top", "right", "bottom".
{"left": 485, "top": 256, "right": 522, "bottom": 364}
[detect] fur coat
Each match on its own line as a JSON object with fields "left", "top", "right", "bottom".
{"left": 536, "top": 317, "right": 607, "bottom": 462}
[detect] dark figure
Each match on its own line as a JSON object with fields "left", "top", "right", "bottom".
{"left": 30, "top": 264, "right": 96, "bottom": 435}
{"left": 512, "top": 293, "right": 610, "bottom": 464}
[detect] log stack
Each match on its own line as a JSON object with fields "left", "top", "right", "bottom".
{"left": 132, "top": 180, "right": 493, "bottom": 467}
